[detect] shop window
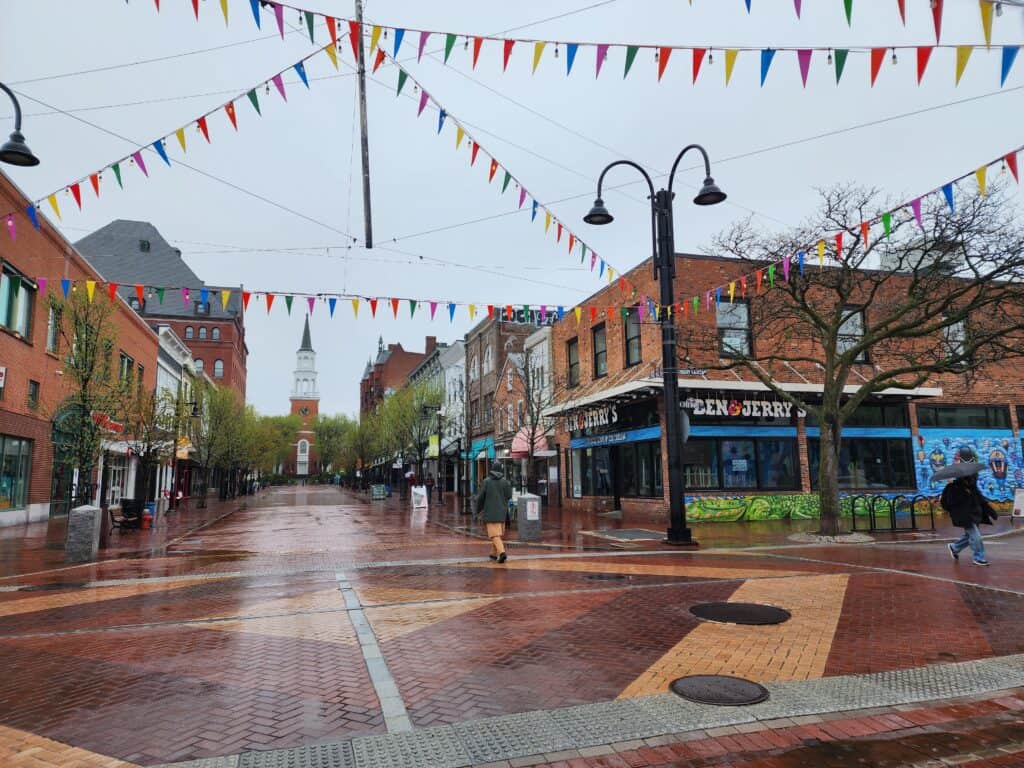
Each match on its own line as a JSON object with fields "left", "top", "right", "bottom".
{"left": 46, "top": 306, "right": 60, "bottom": 353}
{"left": 625, "top": 308, "right": 642, "bottom": 367}
{"left": 27, "top": 380, "right": 40, "bottom": 411}
{"left": 185, "top": 326, "right": 194, "bottom": 340}
{"left": 806, "top": 402, "right": 908, "bottom": 428}
{"left": 684, "top": 441, "right": 720, "bottom": 489}
{"left": 838, "top": 308, "right": 867, "bottom": 362}
{"left": 716, "top": 301, "right": 751, "bottom": 357}
{"left": 757, "top": 439, "right": 798, "bottom": 490}
{"left": 808, "top": 437, "right": 913, "bottom": 490}
{"left": 212, "top": 327, "right": 221, "bottom": 341}
{"left": 917, "top": 405, "right": 1009, "bottom": 429}
{"left": 684, "top": 437, "right": 799, "bottom": 491}
{"left": 0, "top": 435, "right": 33, "bottom": 510}
{"left": 618, "top": 441, "right": 663, "bottom": 498}
{"left": 567, "top": 338, "right": 580, "bottom": 387}
{"left": 592, "top": 324, "right": 607, "bottom": 378}
{"left": 214, "top": 359, "right": 224, "bottom": 379}
{"left": 721, "top": 439, "right": 757, "bottom": 488}
{"left": 0, "top": 265, "right": 34, "bottom": 338}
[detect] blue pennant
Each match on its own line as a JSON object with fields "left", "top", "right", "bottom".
{"left": 394, "top": 28, "right": 405, "bottom": 56}
{"left": 942, "top": 183, "right": 955, "bottom": 213}
{"left": 760, "top": 49, "right": 776, "bottom": 86}
{"left": 153, "top": 139, "right": 171, "bottom": 166}
{"left": 200, "top": 288, "right": 209, "bottom": 307}
{"left": 1002, "top": 46, "right": 1020, "bottom": 87}
{"left": 294, "top": 62, "right": 309, "bottom": 88}
{"left": 798, "top": 250, "right": 805, "bottom": 275}
{"left": 61, "top": 279, "right": 70, "bottom": 298}
{"left": 437, "top": 109, "right": 446, "bottom": 134}
{"left": 448, "top": 303, "right": 456, "bottom": 321}
{"left": 531, "top": 200, "right": 538, "bottom": 222}
{"left": 249, "top": 0, "right": 260, "bottom": 28}
{"left": 25, "top": 204, "right": 39, "bottom": 230}
{"left": 566, "top": 43, "right": 579, "bottom": 76}
{"left": 557, "top": 306, "right": 565, "bottom": 321}
{"left": 328, "top": 297, "right": 337, "bottom": 317}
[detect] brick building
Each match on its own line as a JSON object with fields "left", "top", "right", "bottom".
{"left": 285, "top": 316, "right": 319, "bottom": 477}
{"left": 0, "top": 173, "right": 159, "bottom": 525}
{"left": 75, "top": 220, "right": 248, "bottom": 400}
{"left": 359, "top": 336, "right": 438, "bottom": 416}
{"left": 546, "top": 252, "right": 1024, "bottom": 524}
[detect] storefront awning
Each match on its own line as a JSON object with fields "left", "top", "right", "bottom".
{"left": 510, "top": 427, "right": 550, "bottom": 459}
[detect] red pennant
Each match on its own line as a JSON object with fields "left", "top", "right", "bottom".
{"left": 348, "top": 21, "right": 361, "bottom": 61}
{"left": 589, "top": 306, "right": 597, "bottom": 323}
{"left": 683, "top": 301, "right": 689, "bottom": 318}
{"left": 916, "top": 46, "right": 933, "bottom": 83}
{"left": 390, "top": 298, "right": 400, "bottom": 317}
{"left": 1007, "top": 152, "right": 1019, "bottom": 183}
{"left": 740, "top": 277, "right": 747, "bottom": 297}
{"left": 756, "top": 270, "right": 763, "bottom": 293}
{"left": 556, "top": 223, "right": 563, "bottom": 243}
{"left": 369, "top": 298, "right": 378, "bottom": 317}
{"left": 107, "top": 282, "right": 119, "bottom": 302}
{"left": 69, "top": 183, "right": 82, "bottom": 210}
{"left": 472, "top": 37, "right": 483, "bottom": 69}
{"left": 505, "top": 305, "right": 513, "bottom": 320}
{"left": 196, "top": 116, "right": 210, "bottom": 142}
{"left": 135, "top": 284, "right": 144, "bottom": 304}
{"left": 191, "top": 0, "right": 198, "bottom": 19}
{"left": 487, "top": 305, "right": 494, "bottom": 319}
{"left": 657, "top": 47, "right": 672, "bottom": 81}
{"left": 372, "top": 48, "right": 385, "bottom": 73}
{"left": 471, "top": 143, "right": 480, "bottom": 166}
{"left": 266, "top": 293, "right": 275, "bottom": 313}
{"left": 242, "top": 291, "right": 251, "bottom": 311}
{"left": 568, "top": 234, "right": 575, "bottom": 252}
{"left": 326, "top": 17, "right": 337, "bottom": 46}
{"left": 224, "top": 102, "right": 238, "bottom": 130}
{"left": 154, "top": 0, "right": 160, "bottom": 9}
{"left": 692, "top": 48, "right": 706, "bottom": 83}
{"left": 835, "top": 232, "right": 844, "bottom": 259}
{"left": 870, "top": 48, "right": 885, "bottom": 86}
{"left": 89, "top": 173, "right": 100, "bottom": 197}
{"left": 619, "top": 277, "right": 626, "bottom": 292}
{"left": 860, "top": 222, "right": 870, "bottom": 248}
{"left": 488, "top": 158, "right": 498, "bottom": 182}
{"left": 503, "top": 39, "right": 514, "bottom": 71}
{"left": 896, "top": 0, "right": 906, "bottom": 24}
{"left": 606, "top": 306, "right": 614, "bottom": 322}
{"left": 931, "top": 0, "right": 943, "bottom": 43}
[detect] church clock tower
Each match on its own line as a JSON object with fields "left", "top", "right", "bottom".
{"left": 289, "top": 315, "right": 319, "bottom": 476}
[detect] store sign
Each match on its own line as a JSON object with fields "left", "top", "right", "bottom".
{"left": 91, "top": 411, "right": 125, "bottom": 434}
{"left": 682, "top": 397, "right": 805, "bottom": 419}
{"left": 680, "top": 367, "right": 708, "bottom": 376}
{"left": 566, "top": 404, "right": 618, "bottom": 432}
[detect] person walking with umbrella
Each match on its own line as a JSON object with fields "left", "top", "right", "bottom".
{"left": 938, "top": 447, "right": 997, "bottom": 566}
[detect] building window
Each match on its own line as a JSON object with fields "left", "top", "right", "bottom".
{"left": 185, "top": 326, "right": 194, "bottom": 340}
{"left": 195, "top": 301, "right": 210, "bottom": 315}
{"left": 683, "top": 437, "right": 799, "bottom": 491}
{"left": 198, "top": 327, "right": 207, "bottom": 340}
{"left": 506, "top": 404, "right": 514, "bottom": 433}
{"left": 625, "top": 308, "right": 642, "bottom": 367}
{"left": 942, "top": 318, "right": 968, "bottom": 366}
{"left": 517, "top": 400, "right": 524, "bottom": 428}
{"left": 212, "top": 327, "right": 221, "bottom": 341}
{"left": 0, "top": 435, "right": 33, "bottom": 510}
{"left": 136, "top": 365, "right": 144, "bottom": 395}
{"left": 213, "top": 359, "right": 224, "bottom": 379}
{"left": 469, "top": 354, "right": 479, "bottom": 382}
{"left": 194, "top": 359, "right": 204, "bottom": 374}
{"left": 716, "top": 301, "right": 751, "bottom": 357}
{"left": 483, "top": 345, "right": 493, "bottom": 374}
{"left": 470, "top": 398, "right": 479, "bottom": 430}
{"left": 0, "top": 266, "right": 34, "bottom": 338}
{"left": 917, "top": 405, "right": 1010, "bottom": 429}
{"left": 139, "top": 239, "right": 151, "bottom": 252}
{"left": 482, "top": 394, "right": 493, "bottom": 427}
{"left": 592, "top": 324, "right": 608, "bottom": 378}
{"left": 617, "top": 441, "right": 664, "bottom": 498}
{"left": 838, "top": 308, "right": 867, "bottom": 362}
{"left": 298, "top": 440, "right": 309, "bottom": 456}
{"left": 567, "top": 338, "right": 580, "bottom": 387}
{"left": 118, "top": 352, "right": 134, "bottom": 384}
{"left": 808, "top": 437, "right": 913, "bottom": 490}
{"left": 46, "top": 306, "right": 60, "bottom": 353}
{"left": 27, "top": 380, "right": 40, "bottom": 411}
{"left": 806, "top": 403, "right": 908, "bottom": 428}
{"left": 507, "top": 368, "right": 514, "bottom": 391}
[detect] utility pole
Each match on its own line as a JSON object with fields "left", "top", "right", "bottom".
{"left": 354, "top": 0, "right": 374, "bottom": 248}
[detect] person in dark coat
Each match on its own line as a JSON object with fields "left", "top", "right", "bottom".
{"left": 476, "top": 466, "right": 512, "bottom": 563}
{"left": 942, "top": 453, "right": 997, "bottom": 566}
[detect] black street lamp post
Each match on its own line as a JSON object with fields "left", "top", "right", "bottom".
{"left": 0, "top": 83, "right": 40, "bottom": 167}
{"left": 435, "top": 408, "right": 444, "bottom": 502}
{"left": 584, "top": 145, "right": 726, "bottom": 546}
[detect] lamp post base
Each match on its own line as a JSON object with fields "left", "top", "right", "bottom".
{"left": 665, "top": 528, "right": 699, "bottom": 547}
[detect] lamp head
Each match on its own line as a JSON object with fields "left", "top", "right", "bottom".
{"left": 0, "top": 130, "right": 40, "bottom": 167}
{"left": 693, "top": 176, "right": 726, "bottom": 206}
{"left": 583, "top": 198, "right": 613, "bottom": 225}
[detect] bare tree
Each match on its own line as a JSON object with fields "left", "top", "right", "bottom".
{"left": 684, "top": 184, "right": 1024, "bottom": 535}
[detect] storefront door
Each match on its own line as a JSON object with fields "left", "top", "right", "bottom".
{"left": 609, "top": 446, "right": 622, "bottom": 511}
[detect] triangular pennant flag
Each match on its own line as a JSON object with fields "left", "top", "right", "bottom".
{"left": 566, "top": 43, "right": 579, "bottom": 75}
{"left": 501, "top": 171, "right": 512, "bottom": 193}
{"left": 540, "top": 305, "right": 548, "bottom": 323}
{"left": 955, "top": 46, "right": 974, "bottom": 85}
{"left": 418, "top": 30, "right": 430, "bottom": 62}
{"left": 348, "top": 21, "right": 361, "bottom": 62}
{"left": 294, "top": 62, "right": 309, "bottom": 89}
{"left": 135, "top": 284, "right": 145, "bottom": 304}
{"left": 488, "top": 158, "right": 498, "bottom": 182}
{"left": 132, "top": 151, "right": 148, "bottom": 177}
{"left": 692, "top": 48, "right": 707, "bottom": 83}
{"left": 224, "top": 102, "right": 238, "bottom": 131}
{"left": 61, "top": 279, "right": 70, "bottom": 298}
{"left": 417, "top": 88, "right": 429, "bottom": 116}
{"left": 817, "top": 240, "right": 825, "bottom": 265}
{"left": 976, "top": 166, "right": 987, "bottom": 197}
{"left": 760, "top": 49, "right": 775, "bottom": 86}
{"left": 503, "top": 39, "right": 515, "bottom": 71}
{"left": 4, "top": 215, "right": 13, "bottom": 241}
{"left": 370, "top": 298, "right": 378, "bottom": 317}
{"left": 200, "top": 287, "right": 208, "bottom": 307}
{"left": 469, "top": 304, "right": 477, "bottom": 320}
{"left": 25, "top": 204, "right": 38, "bottom": 229}
{"left": 834, "top": 49, "right": 849, "bottom": 83}
{"left": 69, "top": 182, "right": 82, "bottom": 210}
{"left": 835, "top": 232, "right": 843, "bottom": 258}
{"left": 219, "top": 0, "right": 228, "bottom": 23}
{"left": 266, "top": 293, "right": 275, "bottom": 313}
{"left": 744, "top": 0, "right": 751, "bottom": 10}
{"left": 348, "top": 298, "right": 356, "bottom": 317}
{"left": 556, "top": 222, "right": 563, "bottom": 242}
{"left": 725, "top": 49, "right": 739, "bottom": 85}
{"left": 574, "top": 306, "right": 582, "bottom": 325}
{"left": 89, "top": 173, "right": 100, "bottom": 196}
{"left": 1002, "top": 46, "right": 1020, "bottom": 86}
{"left": 241, "top": 291, "right": 251, "bottom": 310}
{"left": 390, "top": 298, "right": 399, "bottom": 318}
{"left": 589, "top": 306, "right": 597, "bottom": 323}
{"left": 472, "top": 37, "right": 483, "bottom": 68}
{"left": 519, "top": 186, "right": 527, "bottom": 209}
{"left": 596, "top": 44, "right": 610, "bottom": 77}
{"left": 870, "top": 47, "right": 885, "bottom": 86}
{"left": 624, "top": 46, "right": 639, "bottom": 78}
{"left": 429, "top": 301, "right": 438, "bottom": 320}
{"left": 506, "top": 305, "right": 514, "bottom": 321}
{"left": 370, "top": 25, "right": 382, "bottom": 52}
{"left": 247, "top": 88, "right": 261, "bottom": 114}
{"left": 448, "top": 302, "right": 456, "bottom": 322}
{"left": 797, "top": 250, "right": 805, "bottom": 275}
{"left": 47, "top": 193, "right": 61, "bottom": 220}
{"left": 843, "top": 0, "right": 853, "bottom": 25}
{"left": 568, "top": 233, "right": 575, "bottom": 253}
{"left": 532, "top": 41, "right": 546, "bottom": 74}
{"left": 455, "top": 126, "right": 465, "bottom": 150}
{"left": 393, "top": 28, "right": 404, "bottom": 56}
{"left": 860, "top": 222, "right": 870, "bottom": 248}
{"left": 175, "top": 126, "right": 187, "bottom": 152}
{"left": 470, "top": 142, "right": 480, "bottom": 165}
{"left": 980, "top": 1, "right": 993, "bottom": 48}
{"left": 397, "top": 69, "right": 409, "bottom": 95}
{"left": 897, "top": 0, "right": 906, "bottom": 24}
{"left": 222, "top": 289, "right": 231, "bottom": 310}
{"left": 882, "top": 212, "right": 892, "bottom": 237}
{"left": 557, "top": 306, "right": 565, "bottom": 321}
{"left": 272, "top": 2, "right": 284, "bottom": 37}
{"left": 917, "top": 46, "right": 933, "bottom": 83}
{"left": 783, "top": 255, "right": 791, "bottom": 281}
{"left": 793, "top": 0, "right": 802, "bottom": 16}
{"left": 693, "top": 295, "right": 700, "bottom": 313}
{"left": 437, "top": 109, "right": 446, "bottom": 134}
{"left": 304, "top": 10, "right": 315, "bottom": 42}
{"left": 409, "top": 300, "right": 417, "bottom": 318}
{"left": 942, "top": 183, "right": 955, "bottom": 212}
{"left": 284, "top": 295, "right": 293, "bottom": 315}
{"left": 544, "top": 211, "right": 551, "bottom": 233}
{"left": 444, "top": 33, "right": 457, "bottom": 63}
{"left": 271, "top": 73, "right": 287, "bottom": 101}
{"left": 910, "top": 198, "right": 923, "bottom": 228}
{"left": 192, "top": 0, "right": 199, "bottom": 19}
{"left": 932, "top": 0, "right": 944, "bottom": 44}
{"left": 153, "top": 139, "right": 170, "bottom": 166}
{"left": 599, "top": 260, "right": 605, "bottom": 278}
{"left": 325, "top": 43, "right": 339, "bottom": 70}
{"left": 37, "top": 277, "right": 46, "bottom": 295}
{"left": 768, "top": 264, "right": 776, "bottom": 286}
{"left": 797, "top": 49, "right": 812, "bottom": 87}
{"left": 531, "top": 200, "right": 538, "bottom": 221}
{"left": 658, "top": 47, "right": 672, "bottom": 81}
{"left": 729, "top": 282, "right": 736, "bottom": 302}
{"left": 197, "top": 115, "right": 210, "bottom": 142}
{"left": 107, "top": 282, "right": 119, "bottom": 302}
{"left": 249, "top": 0, "right": 260, "bottom": 27}
{"left": 1006, "top": 152, "right": 1019, "bottom": 183}
{"left": 86, "top": 280, "right": 96, "bottom": 302}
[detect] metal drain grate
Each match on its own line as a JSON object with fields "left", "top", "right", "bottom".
{"left": 591, "top": 528, "right": 664, "bottom": 541}
{"left": 584, "top": 573, "right": 631, "bottom": 581}
{"left": 671, "top": 675, "right": 770, "bottom": 706}
{"left": 690, "top": 602, "right": 791, "bottom": 625}
{"left": 19, "top": 582, "right": 88, "bottom": 592}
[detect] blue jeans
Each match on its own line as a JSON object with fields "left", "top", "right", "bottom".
{"left": 951, "top": 523, "right": 987, "bottom": 562}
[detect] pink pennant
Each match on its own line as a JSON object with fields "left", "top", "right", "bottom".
{"left": 596, "top": 44, "right": 610, "bottom": 77}
{"left": 181, "top": 287, "right": 190, "bottom": 305}
{"left": 590, "top": 253, "right": 596, "bottom": 270}
{"left": 430, "top": 301, "right": 438, "bottom": 320}
{"left": 307, "top": 296, "right": 315, "bottom": 314}
{"left": 417, "top": 88, "right": 429, "bottom": 116}
{"left": 271, "top": 73, "right": 287, "bottom": 101}
{"left": 38, "top": 277, "right": 46, "bottom": 295}
{"left": 797, "top": 49, "right": 812, "bottom": 87}
{"left": 5, "top": 215, "right": 14, "bottom": 241}
{"left": 793, "top": 0, "right": 802, "bottom": 17}
{"left": 132, "top": 151, "right": 148, "bottom": 177}
{"left": 783, "top": 255, "right": 790, "bottom": 281}
{"left": 418, "top": 31, "right": 430, "bottom": 62}
{"left": 272, "top": 2, "right": 284, "bottom": 37}
{"left": 910, "top": 198, "right": 923, "bottom": 228}
{"left": 518, "top": 187, "right": 526, "bottom": 208}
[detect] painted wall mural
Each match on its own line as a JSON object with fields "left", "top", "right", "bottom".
{"left": 915, "top": 429, "right": 1023, "bottom": 502}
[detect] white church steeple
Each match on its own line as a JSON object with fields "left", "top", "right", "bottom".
{"left": 290, "top": 315, "right": 319, "bottom": 401}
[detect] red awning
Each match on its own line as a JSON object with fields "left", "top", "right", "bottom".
{"left": 510, "top": 427, "right": 549, "bottom": 459}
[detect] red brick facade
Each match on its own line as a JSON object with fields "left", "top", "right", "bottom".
{"left": 360, "top": 336, "right": 438, "bottom": 416}
{"left": 164, "top": 317, "right": 246, "bottom": 400}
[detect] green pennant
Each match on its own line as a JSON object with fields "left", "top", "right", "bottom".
{"left": 843, "top": 0, "right": 853, "bottom": 25}
{"left": 882, "top": 212, "right": 892, "bottom": 238}
{"left": 501, "top": 172, "right": 512, "bottom": 193}
{"left": 397, "top": 70, "right": 409, "bottom": 96}
{"left": 692, "top": 296, "right": 699, "bottom": 314}
{"left": 247, "top": 89, "right": 261, "bottom": 115}
{"left": 621, "top": 307, "right": 628, "bottom": 321}
{"left": 156, "top": 287, "right": 165, "bottom": 304}
{"left": 768, "top": 264, "right": 776, "bottom": 286}
{"left": 285, "top": 295, "right": 293, "bottom": 314}
{"left": 112, "top": 162, "right": 123, "bottom": 189}
{"left": 304, "top": 11, "right": 315, "bottom": 42}
{"left": 623, "top": 46, "right": 639, "bottom": 78}
{"left": 444, "top": 33, "right": 457, "bottom": 63}
{"left": 581, "top": 243, "right": 587, "bottom": 264}
{"left": 834, "top": 49, "right": 849, "bottom": 84}
{"left": 409, "top": 299, "right": 417, "bottom": 317}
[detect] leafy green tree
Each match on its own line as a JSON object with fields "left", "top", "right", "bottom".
{"left": 122, "top": 388, "right": 179, "bottom": 506}
{"left": 378, "top": 380, "right": 442, "bottom": 483}
{"left": 314, "top": 414, "right": 356, "bottom": 474}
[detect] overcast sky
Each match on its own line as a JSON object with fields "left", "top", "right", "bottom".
{"left": 3, "top": 0, "right": 1022, "bottom": 417}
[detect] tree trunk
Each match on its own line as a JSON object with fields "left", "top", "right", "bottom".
{"left": 817, "top": 421, "right": 842, "bottom": 536}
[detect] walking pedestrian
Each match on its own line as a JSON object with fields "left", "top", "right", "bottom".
{"left": 942, "top": 448, "right": 997, "bottom": 566}
{"left": 476, "top": 466, "right": 512, "bottom": 563}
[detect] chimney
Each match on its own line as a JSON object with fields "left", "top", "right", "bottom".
{"left": 425, "top": 335, "right": 437, "bottom": 354}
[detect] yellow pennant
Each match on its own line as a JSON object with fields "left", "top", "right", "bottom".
{"left": 725, "top": 49, "right": 739, "bottom": 86}
{"left": 607, "top": 267, "right": 615, "bottom": 284}
{"left": 175, "top": 127, "right": 187, "bottom": 152}
{"left": 979, "top": 0, "right": 993, "bottom": 48}
{"left": 86, "top": 280, "right": 96, "bottom": 302}
{"left": 532, "top": 41, "right": 546, "bottom": 74}
{"left": 729, "top": 281, "right": 735, "bottom": 302}
{"left": 325, "top": 44, "right": 339, "bottom": 70}
{"left": 221, "top": 289, "right": 231, "bottom": 310}
{"left": 817, "top": 240, "right": 825, "bottom": 266}
{"left": 574, "top": 306, "right": 582, "bottom": 325}
{"left": 976, "top": 166, "right": 987, "bottom": 197}
{"left": 469, "top": 304, "right": 476, "bottom": 320}
{"left": 456, "top": 126, "right": 465, "bottom": 150}
{"left": 47, "top": 194, "right": 61, "bottom": 220}
{"left": 351, "top": 298, "right": 359, "bottom": 317}
{"left": 219, "top": 0, "right": 228, "bottom": 24}
{"left": 955, "top": 46, "right": 974, "bottom": 85}
{"left": 370, "top": 25, "right": 383, "bottom": 53}
{"left": 544, "top": 211, "right": 551, "bottom": 234}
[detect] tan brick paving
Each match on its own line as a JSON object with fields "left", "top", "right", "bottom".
{"left": 205, "top": 609, "right": 358, "bottom": 645}
{"left": 0, "top": 723, "right": 136, "bottom": 767}
{"left": 355, "top": 584, "right": 488, "bottom": 606}
{"left": 366, "top": 597, "right": 501, "bottom": 642}
{"left": 0, "top": 577, "right": 225, "bottom": 618}
{"left": 460, "top": 559, "right": 812, "bottom": 580}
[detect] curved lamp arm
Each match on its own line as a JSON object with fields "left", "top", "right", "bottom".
{"left": 594, "top": 160, "right": 658, "bottom": 270}
{"left": 667, "top": 144, "right": 712, "bottom": 195}
{"left": 0, "top": 83, "right": 22, "bottom": 131}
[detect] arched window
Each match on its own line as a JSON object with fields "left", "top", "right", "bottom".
{"left": 212, "top": 327, "right": 221, "bottom": 341}
{"left": 483, "top": 345, "right": 493, "bottom": 373}
{"left": 194, "top": 359, "right": 204, "bottom": 374}
{"left": 213, "top": 359, "right": 224, "bottom": 378}
{"left": 199, "top": 327, "right": 208, "bottom": 340}
{"left": 298, "top": 440, "right": 309, "bottom": 456}
{"left": 184, "top": 326, "right": 194, "bottom": 339}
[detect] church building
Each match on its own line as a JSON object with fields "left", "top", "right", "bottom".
{"left": 287, "top": 316, "right": 319, "bottom": 477}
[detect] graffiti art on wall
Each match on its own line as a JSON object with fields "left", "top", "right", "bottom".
{"left": 915, "top": 430, "right": 1023, "bottom": 502}
{"left": 686, "top": 494, "right": 822, "bottom": 522}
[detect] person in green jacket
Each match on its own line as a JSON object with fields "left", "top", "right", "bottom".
{"left": 476, "top": 466, "right": 512, "bottom": 563}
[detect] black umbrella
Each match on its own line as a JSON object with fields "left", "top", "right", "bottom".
{"left": 930, "top": 462, "right": 987, "bottom": 481}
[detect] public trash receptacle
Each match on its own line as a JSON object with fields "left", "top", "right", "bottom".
{"left": 516, "top": 493, "right": 542, "bottom": 542}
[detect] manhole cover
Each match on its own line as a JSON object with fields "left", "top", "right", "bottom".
{"left": 584, "top": 573, "right": 630, "bottom": 581}
{"left": 670, "top": 675, "right": 770, "bottom": 706}
{"left": 19, "top": 581, "right": 88, "bottom": 592}
{"left": 690, "top": 602, "right": 791, "bottom": 625}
